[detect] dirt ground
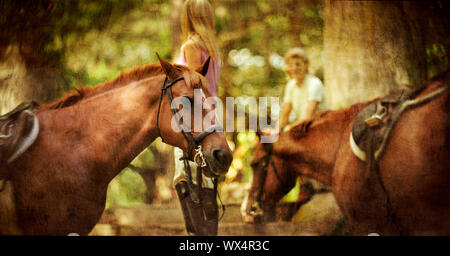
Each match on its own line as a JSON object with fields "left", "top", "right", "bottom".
{"left": 89, "top": 192, "right": 346, "bottom": 236}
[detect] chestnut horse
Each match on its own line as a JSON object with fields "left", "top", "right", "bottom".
{"left": 242, "top": 72, "right": 449, "bottom": 235}
{"left": 0, "top": 56, "right": 232, "bottom": 235}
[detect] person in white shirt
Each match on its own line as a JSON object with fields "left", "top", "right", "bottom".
{"left": 279, "top": 48, "right": 328, "bottom": 129}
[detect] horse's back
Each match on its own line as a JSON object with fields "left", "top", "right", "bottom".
{"left": 380, "top": 79, "right": 450, "bottom": 234}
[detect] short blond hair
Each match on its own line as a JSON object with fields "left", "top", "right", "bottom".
{"left": 284, "top": 47, "right": 308, "bottom": 64}
{"left": 181, "top": 0, "right": 219, "bottom": 60}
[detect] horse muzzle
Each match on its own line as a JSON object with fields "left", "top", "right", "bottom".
{"left": 203, "top": 147, "right": 232, "bottom": 177}
{"left": 192, "top": 124, "right": 232, "bottom": 177}
{"left": 241, "top": 195, "right": 277, "bottom": 224}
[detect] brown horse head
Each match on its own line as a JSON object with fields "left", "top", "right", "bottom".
{"left": 241, "top": 136, "right": 297, "bottom": 223}
{"left": 241, "top": 117, "right": 334, "bottom": 224}
{"left": 156, "top": 55, "right": 232, "bottom": 176}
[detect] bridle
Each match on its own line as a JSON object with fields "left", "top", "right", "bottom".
{"left": 156, "top": 76, "right": 223, "bottom": 204}
{"left": 156, "top": 76, "right": 222, "bottom": 167}
{"left": 250, "top": 143, "right": 292, "bottom": 217}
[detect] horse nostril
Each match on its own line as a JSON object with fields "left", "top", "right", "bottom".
{"left": 212, "top": 148, "right": 232, "bottom": 168}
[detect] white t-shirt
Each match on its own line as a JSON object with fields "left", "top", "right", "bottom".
{"left": 283, "top": 74, "right": 328, "bottom": 122}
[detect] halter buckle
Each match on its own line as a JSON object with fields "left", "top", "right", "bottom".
{"left": 365, "top": 105, "right": 387, "bottom": 127}
{"left": 194, "top": 145, "right": 207, "bottom": 167}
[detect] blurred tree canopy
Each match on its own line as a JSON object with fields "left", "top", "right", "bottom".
{"left": 215, "top": 0, "right": 324, "bottom": 99}
{"left": 0, "top": 0, "right": 153, "bottom": 114}
{"left": 0, "top": 0, "right": 143, "bottom": 67}
{"left": 1, "top": 0, "right": 325, "bottom": 98}
{"left": 2, "top": 0, "right": 448, "bottom": 105}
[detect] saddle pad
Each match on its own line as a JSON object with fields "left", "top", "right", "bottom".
{"left": 350, "top": 101, "right": 387, "bottom": 162}
{"left": 0, "top": 102, "right": 40, "bottom": 166}
{"left": 350, "top": 85, "right": 447, "bottom": 162}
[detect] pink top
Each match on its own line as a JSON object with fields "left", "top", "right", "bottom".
{"left": 177, "top": 40, "right": 221, "bottom": 96}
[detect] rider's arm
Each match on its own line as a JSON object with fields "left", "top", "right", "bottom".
{"left": 279, "top": 102, "right": 292, "bottom": 129}
{"left": 304, "top": 100, "right": 319, "bottom": 120}
{"left": 183, "top": 41, "right": 202, "bottom": 71}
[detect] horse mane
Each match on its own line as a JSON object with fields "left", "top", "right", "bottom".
{"left": 288, "top": 101, "right": 374, "bottom": 140}
{"left": 40, "top": 63, "right": 171, "bottom": 110}
{"left": 288, "top": 111, "right": 331, "bottom": 140}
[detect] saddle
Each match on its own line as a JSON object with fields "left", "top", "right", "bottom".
{"left": 0, "top": 102, "right": 40, "bottom": 169}
{"left": 350, "top": 84, "right": 447, "bottom": 163}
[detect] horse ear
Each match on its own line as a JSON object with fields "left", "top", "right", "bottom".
{"left": 156, "top": 53, "right": 179, "bottom": 81}
{"left": 196, "top": 56, "right": 211, "bottom": 76}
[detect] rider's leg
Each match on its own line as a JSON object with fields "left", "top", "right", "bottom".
{"left": 173, "top": 147, "right": 219, "bottom": 236}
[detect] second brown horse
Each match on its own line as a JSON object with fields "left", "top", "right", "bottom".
{"left": 243, "top": 71, "right": 449, "bottom": 235}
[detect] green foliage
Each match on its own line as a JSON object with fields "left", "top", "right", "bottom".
{"left": 106, "top": 148, "right": 156, "bottom": 208}
{"left": 64, "top": 1, "right": 172, "bottom": 87}
{"left": 106, "top": 167, "right": 147, "bottom": 208}
{"left": 280, "top": 179, "right": 301, "bottom": 203}
{"left": 216, "top": 0, "right": 324, "bottom": 101}
{"left": 227, "top": 131, "right": 258, "bottom": 183}
{"left": 426, "top": 43, "right": 448, "bottom": 78}
{"left": 1, "top": 0, "right": 143, "bottom": 56}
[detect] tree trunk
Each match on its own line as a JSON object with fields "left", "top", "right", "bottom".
{"left": 0, "top": 45, "right": 63, "bottom": 114}
{"left": 323, "top": 1, "right": 427, "bottom": 109}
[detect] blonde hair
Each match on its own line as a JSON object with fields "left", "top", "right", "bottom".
{"left": 284, "top": 47, "right": 309, "bottom": 64}
{"left": 181, "top": 0, "right": 219, "bottom": 60}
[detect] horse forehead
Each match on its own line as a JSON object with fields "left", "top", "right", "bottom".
{"left": 178, "top": 79, "right": 208, "bottom": 100}
{"left": 183, "top": 70, "right": 207, "bottom": 89}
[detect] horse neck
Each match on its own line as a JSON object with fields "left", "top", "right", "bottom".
{"left": 274, "top": 105, "right": 367, "bottom": 186}
{"left": 45, "top": 75, "right": 166, "bottom": 179}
